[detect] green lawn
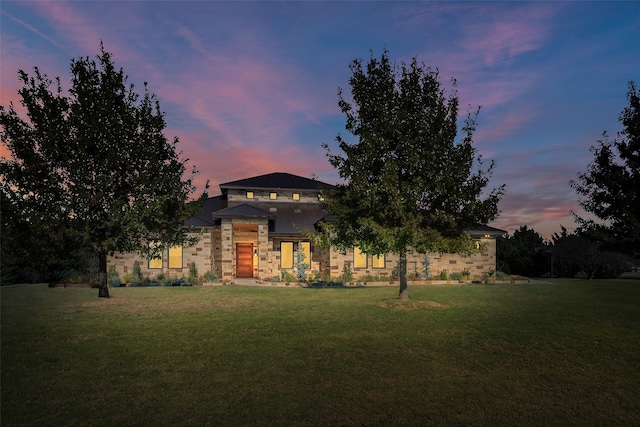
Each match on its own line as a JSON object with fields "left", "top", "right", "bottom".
{"left": 2, "top": 280, "right": 639, "bottom": 426}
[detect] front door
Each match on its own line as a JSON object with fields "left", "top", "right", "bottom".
{"left": 236, "top": 243, "right": 254, "bottom": 278}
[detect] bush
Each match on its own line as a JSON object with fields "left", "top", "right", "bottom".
{"left": 341, "top": 262, "right": 353, "bottom": 284}
{"left": 132, "top": 261, "right": 142, "bottom": 284}
{"left": 107, "top": 265, "right": 121, "bottom": 287}
{"left": 188, "top": 263, "right": 198, "bottom": 284}
{"left": 421, "top": 256, "right": 431, "bottom": 279}
{"left": 450, "top": 270, "right": 471, "bottom": 281}
{"left": 281, "top": 270, "right": 296, "bottom": 283}
{"left": 203, "top": 270, "right": 218, "bottom": 282}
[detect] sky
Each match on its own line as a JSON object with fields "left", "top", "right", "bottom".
{"left": 1, "top": 1, "right": 639, "bottom": 240}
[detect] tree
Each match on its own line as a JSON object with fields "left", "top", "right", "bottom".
{"left": 571, "top": 81, "right": 640, "bottom": 255}
{"left": 0, "top": 44, "right": 207, "bottom": 296}
{"left": 496, "top": 225, "right": 550, "bottom": 277}
{"left": 318, "top": 50, "right": 504, "bottom": 300}
{"left": 551, "top": 227, "right": 628, "bottom": 279}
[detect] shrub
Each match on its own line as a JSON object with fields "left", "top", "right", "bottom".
{"left": 439, "top": 270, "right": 448, "bottom": 280}
{"left": 188, "top": 263, "right": 198, "bottom": 284}
{"left": 132, "top": 261, "right": 142, "bottom": 283}
{"left": 341, "top": 262, "right": 353, "bottom": 284}
{"left": 203, "top": 270, "right": 218, "bottom": 282}
{"left": 296, "top": 244, "right": 309, "bottom": 281}
{"left": 281, "top": 270, "right": 296, "bottom": 283}
{"left": 450, "top": 271, "right": 471, "bottom": 281}
{"left": 482, "top": 268, "right": 496, "bottom": 283}
{"left": 107, "top": 265, "right": 121, "bottom": 287}
{"left": 421, "top": 256, "right": 431, "bottom": 279}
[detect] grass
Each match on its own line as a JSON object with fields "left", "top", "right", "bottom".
{"left": 2, "top": 279, "right": 640, "bottom": 426}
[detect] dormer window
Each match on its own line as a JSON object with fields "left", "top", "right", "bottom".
{"left": 293, "top": 193, "right": 300, "bottom": 201}
{"left": 270, "top": 192, "right": 277, "bottom": 200}
{"left": 246, "top": 191, "right": 254, "bottom": 199}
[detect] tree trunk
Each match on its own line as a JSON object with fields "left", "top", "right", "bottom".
{"left": 97, "top": 251, "right": 110, "bottom": 298}
{"left": 398, "top": 249, "right": 409, "bottom": 301}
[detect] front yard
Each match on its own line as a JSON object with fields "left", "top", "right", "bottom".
{"left": 2, "top": 279, "right": 639, "bottom": 426}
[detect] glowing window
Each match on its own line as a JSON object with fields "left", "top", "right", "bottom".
{"left": 246, "top": 191, "right": 254, "bottom": 199}
{"left": 168, "top": 245, "right": 183, "bottom": 269}
{"left": 270, "top": 192, "right": 277, "bottom": 200}
{"left": 293, "top": 193, "right": 300, "bottom": 201}
{"left": 372, "top": 254, "right": 385, "bottom": 269}
{"left": 281, "top": 242, "right": 294, "bottom": 269}
{"left": 149, "top": 241, "right": 163, "bottom": 269}
{"left": 354, "top": 247, "right": 367, "bottom": 269}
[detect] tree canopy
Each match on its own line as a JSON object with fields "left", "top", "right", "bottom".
{"left": 571, "top": 81, "right": 640, "bottom": 255}
{"left": 318, "top": 50, "right": 504, "bottom": 300}
{"left": 0, "top": 44, "right": 207, "bottom": 295}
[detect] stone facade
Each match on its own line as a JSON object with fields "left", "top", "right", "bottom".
{"left": 106, "top": 173, "right": 503, "bottom": 283}
{"left": 107, "top": 229, "right": 214, "bottom": 281}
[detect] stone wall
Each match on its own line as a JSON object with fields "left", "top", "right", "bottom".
{"left": 227, "top": 188, "right": 320, "bottom": 204}
{"left": 325, "top": 238, "right": 497, "bottom": 280}
{"left": 106, "top": 229, "right": 215, "bottom": 281}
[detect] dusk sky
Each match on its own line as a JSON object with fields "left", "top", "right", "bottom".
{"left": 1, "top": 1, "right": 639, "bottom": 239}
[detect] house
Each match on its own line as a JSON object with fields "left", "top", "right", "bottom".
{"left": 107, "top": 172, "right": 505, "bottom": 283}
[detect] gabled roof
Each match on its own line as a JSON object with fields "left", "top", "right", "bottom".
{"left": 212, "top": 204, "right": 275, "bottom": 220}
{"left": 465, "top": 224, "right": 507, "bottom": 237}
{"left": 219, "top": 172, "right": 332, "bottom": 192}
{"left": 183, "top": 196, "right": 223, "bottom": 226}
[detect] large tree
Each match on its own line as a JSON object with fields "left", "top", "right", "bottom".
{"left": 0, "top": 44, "right": 207, "bottom": 296}
{"left": 571, "top": 81, "right": 640, "bottom": 255}
{"left": 319, "top": 50, "right": 504, "bottom": 300}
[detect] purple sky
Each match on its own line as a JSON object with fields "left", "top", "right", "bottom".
{"left": 2, "top": 1, "right": 639, "bottom": 239}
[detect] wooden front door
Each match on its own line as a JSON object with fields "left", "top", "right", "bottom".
{"left": 236, "top": 243, "right": 254, "bottom": 278}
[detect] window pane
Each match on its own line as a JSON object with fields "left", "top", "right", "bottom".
{"left": 281, "top": 242, "right": 293, "bottom": 269}
{"left": 168, "top": 245, "right": 183, "bottom": 269}
{"left": 246, "top": 191, "right": 254, "bottom": 199}
{"left": 149, "top": 241, "right": 163, "bottom": 269}
{"left": 372, "top": 254, "right": 385, "bottom": 268}
{"left": 354, "top": 247, "right": 367, "bottom": 268}
{"left": 270, "top": 192, "right": 277, "bottom": 200}
{"left": 293, "top": 193, "right": 300, "bottom": 201}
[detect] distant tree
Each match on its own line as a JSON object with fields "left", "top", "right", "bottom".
{"left": 552, "top": 227, "right": 629, "bottom": 279}
{"left": 496, "top": 225, "right": 549, "bottom": 277}
{"left": 0, "top": 44, "right": 207, "bottom": 296}
{"left": 571, "top": 81, "right": 640, "bottom": 255}
{"left": 318, "top": 50, "right": 504, "bottom": 300}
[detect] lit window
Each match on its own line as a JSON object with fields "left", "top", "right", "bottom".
{"left": 354, "top": 247, "right": 367, "bottom": 269}
{"left": 318, "top": 194, "right": 324, "bottom": 202}
{"left": 149, "top": 241, "right": 163, "bottom": 269}
{"left": 372, "top": 254, "right": 385, "bottom": 269}
{"left": 246, "top": 191, "right": 254, "bottom": 199}
{"left": 281, "top": 242, "right": 293, "bottom": 269}
{"left": 293, "top": 193, "right": 300, "bottom": 201}
{"left": 168, "top": 245, "right": 183, "bottom": 269}
{"left": 270, "top": 192, "right": 277, "bottom": 200}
